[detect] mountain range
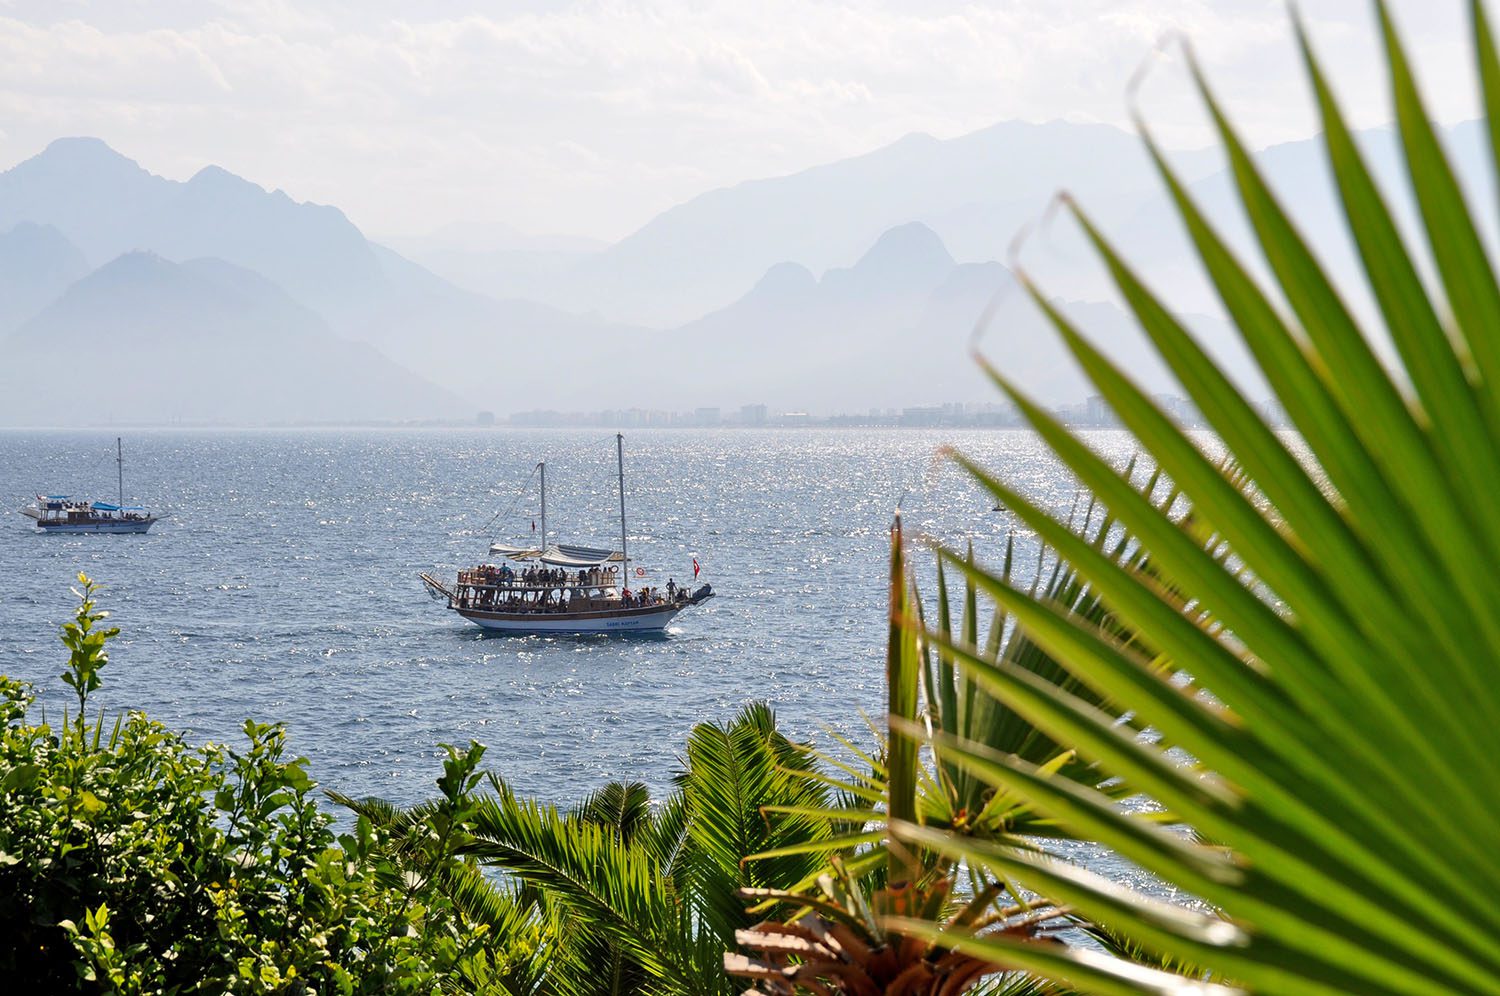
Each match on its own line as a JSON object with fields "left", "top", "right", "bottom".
{"left": 0, "top": 138, "right": 644, "bottom": 424}
{"left": 1, "top": 114, "right": 1475, "bottom": 425}
{"left": 398, "top": 121, "right": 1225, "bottom": 327}
{"left": 662, "top": 221, "right": 1253, "bottom": 411}
{"left": 0, "top": 221, "right": 89, "bottom": 331}
{"left": 0, "top": 252, "right": 466, "bottom": 424}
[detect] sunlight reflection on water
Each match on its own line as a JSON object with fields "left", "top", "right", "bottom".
{"left": 1, "top": 427, "right": 1164, "bottom": 889}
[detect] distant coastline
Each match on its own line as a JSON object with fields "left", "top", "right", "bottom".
{"left": 0, "top": 394, "right": 1291, "bottom": 432}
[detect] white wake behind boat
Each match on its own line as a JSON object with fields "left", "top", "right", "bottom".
{"left": 421, "top": 434, "right": 712, "bottom": 634}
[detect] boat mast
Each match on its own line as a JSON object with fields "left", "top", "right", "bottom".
{"left": 116, "top": 438, "right": 124, "bottom": 508}
{"left": 538, "top": 461, "right": 547, "bottom": 554}
{"left": 617, "top": 433, "right": 629, "bottom": 591}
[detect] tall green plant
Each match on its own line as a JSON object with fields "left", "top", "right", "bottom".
{"left": 59, "top": 573, "right": 118, "bottom": 724}
{"left": 726, "top": 509, "right": 1175, "bottom": 995}
{"left": 747, "top": 480, "right": 1177, "bottom": 890}
{"left": 885, "top": 2, "right": 1500, "bottom": 992}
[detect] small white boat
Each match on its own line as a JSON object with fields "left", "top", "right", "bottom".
{"left": 421, "top": 434, "right": 712, "bottom": 635}
{"left": 19, "top": 439, "right": 161, "bottom": 534}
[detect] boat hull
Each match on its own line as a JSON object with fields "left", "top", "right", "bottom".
{"left": 29, "top": 518, "right": 158, "bottom": 534}
{"left": 455, "top": 602, "right": 686, "bottom": 634}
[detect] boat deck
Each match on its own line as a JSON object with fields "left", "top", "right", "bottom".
{"left": 421, "top": 568, "right": 713, "bottom": 633}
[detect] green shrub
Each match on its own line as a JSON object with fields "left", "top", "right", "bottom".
{"left": 0, "top": 575, "right": 492, "bottom": 994}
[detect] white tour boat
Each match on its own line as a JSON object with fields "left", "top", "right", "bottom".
{"left": 19, "top": 439, "right": 161, "bottom": 534}
{"left": 421, "top": 434, "right": 712, "bottom": 634}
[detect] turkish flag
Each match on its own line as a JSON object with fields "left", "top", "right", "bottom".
{"left": 693, "top": 558, "right": 700, "bottom": 579}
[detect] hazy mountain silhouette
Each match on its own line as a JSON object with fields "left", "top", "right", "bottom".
{"left": 656, "top": 222, "right": 1256, "bottom": 410}
{"left": 0, "top": 222, "right": 89, "bottom": 331}
{"left": 9, "top": 122, "right": 1416, "bottom": 420}
{"left": 0, "top": 138, "right": 388, "bottom": 323}
{"left": 0, "top": 138, "right": 647, "bottom": 417}
{"left": 0, "top": 253, "right": 468, "bottom": 425}
{"left": 0, "top": 138, "right": 177, "bottom": 263}
{"left": 353, "top": 243, "right": 647, "bottom": 407}
{"left": 456, "top": 115, "right": 1491, "bottom": 332}
{"left": 492, "top": 121, "right": 1222, "bottom": 326}
{"left": 132, "top": 164, "right": 386, "bottom": 319}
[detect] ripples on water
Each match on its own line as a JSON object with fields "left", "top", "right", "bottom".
{"left": 0, "top": 428, "right": 1137, "bottom": 815}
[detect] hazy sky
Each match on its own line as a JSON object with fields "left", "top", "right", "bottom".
{"left": 0, "top": 1, "right": 1483, "bottom": 244}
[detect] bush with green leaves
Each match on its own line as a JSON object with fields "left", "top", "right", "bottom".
{"left": 0, "top": 575, "right": 497, "bottom": 994}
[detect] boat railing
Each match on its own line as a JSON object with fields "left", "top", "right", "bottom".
{"left": 458, "top": 581, "right": 615, "bottom": 595}
{"left": 456, "top": 569, "right": 624, "bottom": 591}
{"left": 451, "top": 578, "right": 687, "bottom": 610}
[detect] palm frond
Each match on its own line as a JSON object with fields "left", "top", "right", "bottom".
{"left": 574, "top": 780, "right": 655, "bottom": 846}
{"left": 677, "top": 702, "right": 834, "bottom": 947}
{"left": 907, "top": 4, "right": 1500, "bottom": 992}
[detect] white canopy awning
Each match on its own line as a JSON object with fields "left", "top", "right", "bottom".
{"left": 488, "top": 543, "right": 543, "bottom": 560}
{"left": 488, "top": 542, "right": 624, "bottom": 567}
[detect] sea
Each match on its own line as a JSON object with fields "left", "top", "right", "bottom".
{"left": 0, "top": 428, "right": 1128, "bottom": 812}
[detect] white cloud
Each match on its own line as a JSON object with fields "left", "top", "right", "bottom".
{"left": 0, "top": 1, "right": 1483, "bottom": 242}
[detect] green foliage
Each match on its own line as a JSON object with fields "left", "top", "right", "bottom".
{"left": 0, "top": 575, "right": 496, "bottom": 994}
{"left": 729, "top": 515, "right": 1154, "bottom": 995}
{"left": 677, "top": 702, "right": 834, "bottom": 944}
{"left": 346, "top": 702, "right": 834, "bottom": 996}
{"left": 59, "top": 573, "right": 119, "bottom": 722}
{"left": 742, "top": 478, "right": 1179, "bottom": 888}
{"left": 887, "top": 2, "right": 1500, "bottom": 992}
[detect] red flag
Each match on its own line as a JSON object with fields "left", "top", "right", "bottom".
{"left": 693, "top": 558, "right": 701, "bottom": 579}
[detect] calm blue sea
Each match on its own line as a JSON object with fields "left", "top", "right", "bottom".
{"left": 0, "top": 428, "right": 1128, "bottom": 813}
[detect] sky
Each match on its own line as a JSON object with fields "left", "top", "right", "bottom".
{"left": 0, "top": 1, "right": 1484, "bottom": 245}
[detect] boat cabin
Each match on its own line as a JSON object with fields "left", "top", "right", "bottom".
{"left": 27, "top": 495, "right": 153, "bottom": 525}
{"left": 450, "top": 543, "right": 688, "bottom": 615}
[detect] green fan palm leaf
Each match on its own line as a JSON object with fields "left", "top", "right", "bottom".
{"left": 898, "top": 3, "right": 1500, "bottom": 992}
{"left": 730, "top": 506, "right": 1209, "bottom": 994}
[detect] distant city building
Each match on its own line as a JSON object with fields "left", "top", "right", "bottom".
{"left": 476, "top": 410, "right": 496, "bottom": 426}
{"left": 503, "top": 396, "right": 1153, "bottom": 429}
{"left": 901, "top": 405, "right": 945, "bottom": 427}
{"left": 1085, "top": 395, "right": 1117, "bottom": 427}
{"left": 1152, "top": 393, "right": 1199, "bottom": 426}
